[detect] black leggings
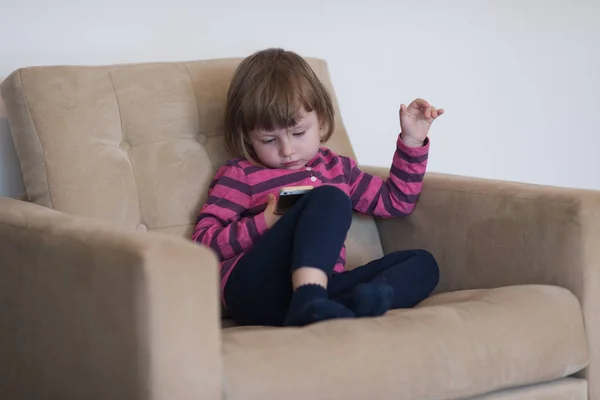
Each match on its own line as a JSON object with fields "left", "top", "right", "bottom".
{"left": 224, "top": 186, "right": 439, "bottom": 326}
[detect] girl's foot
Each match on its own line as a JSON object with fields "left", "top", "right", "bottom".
{"left": 334, "top": 283, "right": 394, "bottom": 317}
{"left": 284, "top": 284, "right": 355, "bottom": 326}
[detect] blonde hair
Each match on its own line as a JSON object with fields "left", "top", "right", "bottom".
{"left": 224, "top": 48, "right": 335, "bottom": 163}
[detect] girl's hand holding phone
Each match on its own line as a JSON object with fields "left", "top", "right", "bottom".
{"left": 264, "top": 194, "right": 281, "bottom": 229}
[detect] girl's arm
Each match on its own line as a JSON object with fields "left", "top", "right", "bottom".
{"left": 346, "top": 134, "right": 429, "bottom": 217}
{"left": 345, "top": 97, "right": 442, "bottom": 216}
{"left": 192, "top": 163, "right": 268, "bottom": 261}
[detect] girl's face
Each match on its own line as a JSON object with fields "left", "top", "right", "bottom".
{"left": 249, "top": 109, "right": 322, "bottom": 170}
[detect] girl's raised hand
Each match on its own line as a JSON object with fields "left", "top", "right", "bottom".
{"left": 399, "top": 98, "right": 444, "bottom": 147}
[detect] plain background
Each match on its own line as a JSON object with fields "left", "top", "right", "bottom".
{"left": 1, "top": 0, "right": 599, "bottom": 198}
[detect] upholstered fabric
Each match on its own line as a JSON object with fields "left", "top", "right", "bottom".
{"left": 473, "top": 378, "right": 587, "bottom": 400}
{"left": 222, "top": 285, "right": 588, "bottom": 400}
{"left": 0, "top": 196, "right": 222, "bottom": 400}
{"left": 366, "top": 166, "right": 600, "bottom": 398}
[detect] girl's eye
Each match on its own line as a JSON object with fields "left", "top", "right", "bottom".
{"left": 262, "top": 138, "right": 275, "bottom": 144}
{"left": 293, "top": 131, "right": 306, "bottom": 137}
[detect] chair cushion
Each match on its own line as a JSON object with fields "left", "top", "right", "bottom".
{"left": 472, "top": 378, "right": 587, "bottom": 400}
{"left": 222, "top": 285, "right": 588, "bottom": 400}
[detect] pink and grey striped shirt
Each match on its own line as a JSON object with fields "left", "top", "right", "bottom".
{"left": 192, "top": 134, "right": 430, "bottom": 304}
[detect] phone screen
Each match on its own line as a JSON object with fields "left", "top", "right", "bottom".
{"left": 275, "top": 187, "right": 313, "bottom": 215}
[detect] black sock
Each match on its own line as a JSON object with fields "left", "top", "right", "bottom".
{"left": 333, "top": 283, "right": 394, "bottom": 317}
{"left": 284, "top": 284, "right": 355, "bottom": 327}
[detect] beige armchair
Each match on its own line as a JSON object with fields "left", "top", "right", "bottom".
{"left": 1, "top": 57, "right": 598, "bottom": 400}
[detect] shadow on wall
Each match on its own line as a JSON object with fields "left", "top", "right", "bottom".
{"left": 0, "top": 88, "right": 26, "bottom": 199}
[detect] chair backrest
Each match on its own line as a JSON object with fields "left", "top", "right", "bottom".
{"left": 1, "top": 57, "right": 383, "bottom": 268}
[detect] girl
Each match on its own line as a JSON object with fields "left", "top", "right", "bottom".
{"left": 193, "top": 48, "right": 444, "bottom": 327}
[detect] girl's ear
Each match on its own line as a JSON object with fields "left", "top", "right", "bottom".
{"left": 320, "top": 123, "right": 328, "bottom": 140}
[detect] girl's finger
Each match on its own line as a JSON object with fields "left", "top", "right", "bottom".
{"left": 415, "top": 98, "right": 430, "bottom": 109}
{"left": 424, "top": 107, "right": 432, "bottom": 120}
{"left": 430, "top": 106, "right": 438, "bottom": 119}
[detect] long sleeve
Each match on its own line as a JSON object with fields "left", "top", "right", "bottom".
{"left": 346, "top": 134, "right": 429, "bottom": 217}
{"left": 192, "top": 162, "right": 268, "bottom": 261}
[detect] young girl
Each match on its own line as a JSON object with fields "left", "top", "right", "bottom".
{"left": 193, "top": 48, "right": 444, "bottom": 327}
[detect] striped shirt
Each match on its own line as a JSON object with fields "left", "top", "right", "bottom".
{"left": 192, "top": 134, "right": 430, "bottom": 304}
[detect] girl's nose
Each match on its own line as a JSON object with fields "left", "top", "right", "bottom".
{"left": 280, "top": 139, "right": 294, "bottom": 157}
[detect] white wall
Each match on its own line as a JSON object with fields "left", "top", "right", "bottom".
{"left": 1, "top": 0, "right": 599, "bottom": 198}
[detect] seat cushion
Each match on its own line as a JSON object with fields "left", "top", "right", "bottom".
{"left": 472, "top": 378, "right": 587, "bottom": 400}
{"left": 222, "top": 285, "right": 588, "bottom": 400}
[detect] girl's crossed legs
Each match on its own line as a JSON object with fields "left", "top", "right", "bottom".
{"left": 224, "top": 186, "right": 439, "bottom": 327}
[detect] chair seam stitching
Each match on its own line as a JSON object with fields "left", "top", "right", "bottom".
{"left": 109, "top": 71, "right": 143, "bottom": 226}
{"left": 19, "top": 69, "right": 55, "bottom": 208}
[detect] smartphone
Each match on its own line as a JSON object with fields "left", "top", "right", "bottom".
{"left": 275, "top": 186, "right": 314, "bottom": 215}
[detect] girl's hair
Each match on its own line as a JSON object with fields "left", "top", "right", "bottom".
{"left": 224, "top": 48, "right": 335, "bottom": 163}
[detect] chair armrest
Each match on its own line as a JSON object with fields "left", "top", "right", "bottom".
{"left": 363, "top": 167, "right": 600, "bottom": 398}
{"left": 363, "top": 168, "right": 600, "bottom": 293}
{"left": 0, "top": 197, "right": 222, "bottom": 400}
